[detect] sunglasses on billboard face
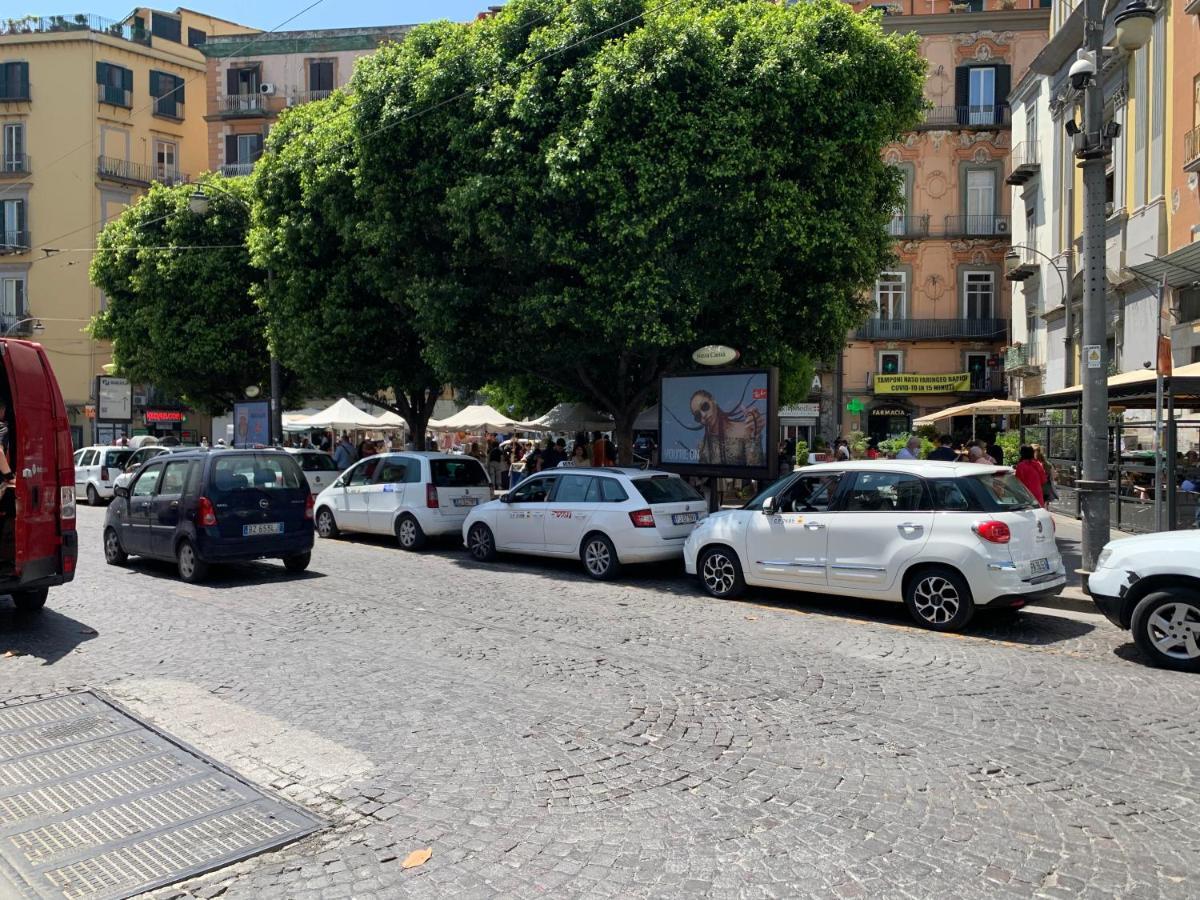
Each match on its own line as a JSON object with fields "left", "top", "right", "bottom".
{"left": 692, "top": 400, "right": 712, "bottom": 422}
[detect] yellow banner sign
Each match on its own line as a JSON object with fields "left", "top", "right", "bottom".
{"left": 874, "top": 372, "right": 971, "bottom": 394}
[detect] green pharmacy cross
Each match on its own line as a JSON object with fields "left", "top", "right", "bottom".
{"left": 845, "top": 398, "right": 865, "bottom": 414}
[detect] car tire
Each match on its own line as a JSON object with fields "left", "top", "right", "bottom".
{"left": 396, "top": 515, "right": 427, "bottom": 551}
{"left": 698, "top": 545, "right": 746, "bottom": 599}
{"left": 467, "top": 523, "right": 497, "bottom": 562}
{"left": 904, "top": 566, "right": 975, "bottom": 632}
{"left": 103, "top": 527, "right": 128, "bottom": 565}
{"left": 87, "top": 484, "right": 100, "bottom": 507}
{"left": 315, "top": 508, "right": 339, "bottom": 539}
{"left": 283, "top": 551, "right": 311, "bottom": 573}
{"left": 11, "top": 587, "right": 48, "bottom": 613}
{"left": 177, "top": 539, "right": 209, "bottom": 584}
{"left": 1130, "top": 588, "right": 1200, "bottom": 673}
{"left": 581, "top": 533, "right": 622, "bottom": 581}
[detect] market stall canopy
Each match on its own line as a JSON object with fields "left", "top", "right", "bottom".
{"left": 913, "top": 399, "right": 1022, "bottom": 427}
{"left": 427, "top": 404, "right": 548, "bottom": 432}
{"left": 1020, "top": 362, "right": 1200, "bottom": 410}
{"left": 299, "top": 398, "right": 384, "bottom": 430}
{"left": 373, "top": 410, "right": 408, "bottom": 428}
{"left": 532, "top": 402, "right": 614, "bottom": 432}
{"left": 281, "top": 408, "right": 321, "bottom": 432}
{"left": 633, "top": 405, "right": 658, "bottom": 431}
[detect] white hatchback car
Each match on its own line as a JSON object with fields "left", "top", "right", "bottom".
{"left": 314, "top": 452, "right": 492, "bottom": 550}
{"left": 462, "top": 467, "right": 707, "bottom": 580}
{"left": 683, "top": 461, "right": 1066, "bottom": 631}
{"left": 74, "top": 445, "right": 135, "bottom": 505}
{"left": 286, "top": 448, "right": 341, "bottom": 495}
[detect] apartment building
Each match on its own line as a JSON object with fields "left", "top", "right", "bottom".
{"left": 199, "top": 25, "right": 412, "bottom": 177}
{"left": 832, "top": 0, "right": 1050, "bottom": 444}
{"left": 0, "top": 8, "right": 254, "bottom": 446}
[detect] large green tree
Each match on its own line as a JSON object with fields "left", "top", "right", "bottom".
{"left": 90, "top": 178, "right": 270, "bottom": 414}
{"left": 249, "top": 91, "right": 446, "bottom": 440}
{"left": 349, "top": 0, "right": 924, "bottom": 459}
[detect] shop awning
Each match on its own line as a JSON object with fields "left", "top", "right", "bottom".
{"left": 1127, "top": 241, "right": 1200, "bottom": 288}
{"left": 427, "top": 404, "right": 548, "bottom": 432}
{"left": 912, "top": 399, "right": 1022, "bottom": 427}
{"left": 1020, "top": 362, "right": 1200, "bottom": 410}
{"left": 299, "top": 398, "right": 384, "bottom": 430}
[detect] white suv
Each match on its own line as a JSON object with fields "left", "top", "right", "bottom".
{"left": 1086, "top": 531, "right": 1200, "bottom": 672}
{"left": 462, "top": 468, "right": 707, "bottom": 580}
{"left": 74, "top": 445, "right": 134, "bottom": 505}
{"left": 314, "top": 452, "right": 492, "bottom": 550}
{"left": 683, "top": 461, "right": 1065, "bottom": 631}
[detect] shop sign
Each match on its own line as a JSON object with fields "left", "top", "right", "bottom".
{"left": 779, "top": 403, "right": 820, "bottom": 419}
{"left": 870, "top": 406, "right": 909, "bottom": 417}
{"left": 145, "top": 410, "right": 184, "bottom": 424}
{"left": 874, "top": 372, "right": 970, "bottom": 395}
{"left": 691, "top": 345, "right": 741, "bottom": 367}
{"left": 97, "top": 376, "right": 132, "bottom": 421}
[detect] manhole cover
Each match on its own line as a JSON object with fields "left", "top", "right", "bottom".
{"left": 0, "top": 692, "right": 319, "bottom": 899}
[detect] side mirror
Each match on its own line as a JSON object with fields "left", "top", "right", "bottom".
{"left": 761, "top": 495, "right": 776, "bottom": 515}
{"left": 500, "top": 492, "right": 514, "bottom": 503}
{"left": 114, "top": 485, "right": 130, "bottom": 499}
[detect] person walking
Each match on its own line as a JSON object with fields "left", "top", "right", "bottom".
{"left": 590, "top": 431, "right": 607, "bottom": 467}
{"left": 1014, "top": 445, "right": 1046, "bottom": 507}
{"left": 333, "top": 433, "right": 357, "bottom": 470}
{"left": 1033, "top": 444, "right": 1057, "bottom": 504}
{"left": 834, "top": 438, "right": 851, "bottom": 462}
{"left": 565, "top": 443, "right": 589, "bottom": 467}
{"left": 927, "top": 434, "right": 957, "bottom": 461}
{"left": 896, "top": 436, "right": 922, "bottom": 460}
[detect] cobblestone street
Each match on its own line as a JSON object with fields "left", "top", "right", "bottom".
{"left": 2, "top": 507, "right": 1198, "bottom": 899}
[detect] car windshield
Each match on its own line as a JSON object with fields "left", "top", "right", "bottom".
{"left": 431, "top": 458, "right": 489, "bottom": 487}
{"left": 633, "top": 475, "right": 703, "bottom": 504}
{"left": 743, "top": 472, "right": 801, "bottom": 510}
{"left": 104, "top": 450, "right": 133, "bottom": 467}
{"left": 297, "top": 452, "right": 338, "bottom": 472}
{"left": 972, "top": 472, "right": 1038, "bottom": 510}
{"left": 211, "top": 454, "right": 304, "bottom": 493}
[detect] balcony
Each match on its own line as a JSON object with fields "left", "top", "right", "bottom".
{"left": 944, "top": 214, "right": 1012, "bottom": 239}
{"left": 1004, "top": 244, "right": 1039, "bottom": 281}
{"left": 0, "top": 315, "right": 35, "bottom": 335}
{"left": 854, "top": 317, "right": 1007, "bottom": 341}
{"left": 916, "top": 104, "right": 1010, "bottom": 131}
{"left": 97, "top": 156, "right": 189, "bottom": 187}
{"left": 965, "top": 368, "right": 1006, "bottom": 393}
{"left": 887, "top": 215, "right": 930, "bottom": 239}
{"left": 1006, "top": 141, "right": 1040, "bottom": 185}
{"left": 217, "top": 94, "right": 266, "bottom": 116}
{"left": 97, "top": 84, "right": 132, "bottom": 108}
{"left": 219, "top": 162, "right": 255, "bottom": 177}
{"left": 1004, "top": 344, "right": 1043, "bottom": 373}
{"left": 0, "top": 230, "right": 31, "bottom": 255}
{"left": 0, "top": 155, "right": 29, "bottom": 177}
{"left": 290, "top": 89, "right": 333, "bottom": 106}
{"left": 0, "top": 14, "right": 149, "bottom": 45}
{"left": 1185, "top": 124, "right": 1200, "bottom": 174}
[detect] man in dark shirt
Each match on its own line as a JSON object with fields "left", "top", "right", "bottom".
{"left": 927, "top": 433, "right": 958, "bottom": 462}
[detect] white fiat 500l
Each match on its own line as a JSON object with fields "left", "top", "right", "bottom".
{"left": 314, "top": 452, "right": 492, "bottom": 550}
{"left": 462, "top": 468, "right": 707, "bottom": 580}
{"left": 683, "top": 461, "right": 1066, "bottom": 631}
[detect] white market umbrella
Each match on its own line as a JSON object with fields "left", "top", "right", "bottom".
{"left": 913, "top": 399, "right": 1021, "bottom": 440}
{"left": 428, "top": 404, "right": 547, "bottom": 432}
{"left": 301, "top": 398, "right": 384, "bottom": 430}
{"left": 532, "top": 402, "right": 614, "bottom": 433}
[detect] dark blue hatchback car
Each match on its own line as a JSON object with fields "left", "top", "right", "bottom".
{"left": 104, "top": 449, "right": 315, "bottom": 582}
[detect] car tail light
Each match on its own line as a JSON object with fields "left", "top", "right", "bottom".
{"left": 426, "top": 483, "right": 439, "bottom": 509}
{"left": 100, "top": 466, "right": 109, "bottom": 482}
{"left": 59, "top": 486, "right": 76, "bottom": 525}
{"left": 629, "top": 509, "right": 656, "bottom": 528}
{"left": 305, "top": 494, "right": 314, "bottom": 520}
{"left": 197, "top": 496, "right": 218, "bottom": 527}
{"left": 973, "top": 520, "right": 1011, "bottom": 544}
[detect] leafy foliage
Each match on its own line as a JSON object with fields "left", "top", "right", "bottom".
{"left": 90, "top": 178, "right": 269, "bottom": 414}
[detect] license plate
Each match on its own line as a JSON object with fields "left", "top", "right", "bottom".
{"left": 1030, "top": 558, "right": 1050, "bottom": 574}
{"left": 672, "top": 512, "right": 698, "bottom": 525}
{"left": 453, "top": 497, "right": 478, "bottom": 508}
{"left": 243, "top": 522, "right": 284, "bottom": 537}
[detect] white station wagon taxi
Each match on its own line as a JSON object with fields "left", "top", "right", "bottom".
{"left": 462, "top": 467, "right": 707, "bottom": 580}
{"left": 683, "top": 461, "right": 1066, "bottom": 631}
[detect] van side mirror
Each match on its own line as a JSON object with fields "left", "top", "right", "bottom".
{"left": 114, "top": 485, "right": 129, "bottom": 499}
{"left": 500, "top": 492, "right": 514, "bottom": 503}
{"left": 761, "top": 495, "right": 776, "bottom": 516}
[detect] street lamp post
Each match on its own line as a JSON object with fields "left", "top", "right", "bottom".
{"left": 3, "top": 317, "right": 44, "bottom": 337}
{"left": 188, "top": 186, "right": 283, "bottom": 448}
{"left": 1070, "top": 0, "right": 1154, "bottom": 570}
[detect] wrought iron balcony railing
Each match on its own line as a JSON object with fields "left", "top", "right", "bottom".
{"left": 854, "top": 318, "right": 1007, "bottom": 341}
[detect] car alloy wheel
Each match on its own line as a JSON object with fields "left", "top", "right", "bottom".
{"left": 316, "top": 509, "right": 338, "bottom": 539}
{"left": 468, "top": 523, "right": 496, "bottom": 562}
{"left": 702, "top": 550, "right": 739, "bottom": 597}
{"left": 87, "top": 484, "right": 100, "bottom": 507}
{"left": 1132, "top": 590, "right": 1200, "bottom": 672}
{"left": 581, "top": 534, "right": 620, "bottom": 581}
{"left": 912, "top": 575, "right": 960, "bottom": 625}
{"left": 103, "top": 528, "right": 127, "bottom": 565}
{"left": 177, "top": 540, "right": 208, "bottom": 583}
{"left": 396, "top": 515, "right": 426, "bottom": 551}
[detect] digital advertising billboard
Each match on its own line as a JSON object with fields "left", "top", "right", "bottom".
{"left": 232, "top": 401, "right": 270, "bottom": 448}
{"left": 658, "top": 368, "right": 778, "bottom": 479}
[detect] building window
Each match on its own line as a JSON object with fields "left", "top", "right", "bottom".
{"left": 878, "top": 351, "right": 903, "bottom": 375}
{"left": 955, "top": 64, "right": 1010, "bottom": 126}
{"left": 154, "top": 139, "right": 178, "bottom": 182}
{"left": 224, "top": 133, "right": 264, "bottom": 174}
{"left": 1178, "top": 287, "right": 1200, "bottom": 324}
{"left": 151, "top": 11, "right": 182, "bottom": 43}
{"left": 966, "top": 352, "right": 989, "bottom": 390}
{"left": 1, "top": 199, "right": 26, "bottom": 248}
{"left": 965, "top": 168, "right": 997, "bottom": 234}
{"left": 0, "top": 62, "right": 30, "bottom": 102}
{"left": 2, "top": 123, "right": 23, "bottom": 172}
{"left": 1025, "top": 96, "right": 1037, "bottom": 147}
{"left": 96, "top": 62, "right": 133, "bottom": 108}
{"left": 0, "top": 276, "right": 26, "bottom": 323}
{"left": 150, "top": 71, "right": 184, "bottom": 119}
{"left": 227, "top": 66, "right": 261, "bottom": 97}
{"left": 962, "top": 271, "right": 995, "bottom": 319}
{"left": 308, "top": 59, "right": 335, "bottom": 97}
{"left": 874, "top": 272, "right": 906, "bottom": 320}
{"left": 188, "top": 27, "right": 206, "bottom": 48}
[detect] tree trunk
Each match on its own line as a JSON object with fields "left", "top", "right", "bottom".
{"left": 614, "top": 406, "right": 638, "bottom": 466}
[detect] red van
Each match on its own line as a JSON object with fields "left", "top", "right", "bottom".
{"left": 1, "top": 339, "right": 77, "bottom": 611}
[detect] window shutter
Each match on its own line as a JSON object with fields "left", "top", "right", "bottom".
{"left": 149, "top": 70, "right": 160, "bottom": 97}
{"left": 96, "top": 61, "right": 107, "bottom": 85}
{"left": 15, "top": 200, "right": 25, "bottom": 232}
{"left": 0, "top": 65, "right": 7, "bottom": 100}
{"left": 251, "top": 133, "right": 264, "bottom": 160}
{"left": 15, "top": 279, "right": 24, "bottom": 318}
{"left": 175, "top": 76, "right": 184, "bottom": 104}
{"left": 995, "top": 65, "right": 1011, "bottom": 123}
{"left": 955, "top": 66, "right": 969, "bottom": 122}
{"left": 17, "top": 63, "right": 28, "bottom": 99}
{"left": 226, "top": 67, "right": 238, "bottom": 96}
{"left": 225, "top": 134, "right": 238, "bottom": 164}
{"left": 123, "top": 66, "right": 133, "bottom": 93}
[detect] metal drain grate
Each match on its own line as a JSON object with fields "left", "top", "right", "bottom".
{"left": 0, "top": 692, "right": 320, "bottom": 899}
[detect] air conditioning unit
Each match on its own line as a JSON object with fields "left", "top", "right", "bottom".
{"left": 259, "top": 83, "right": 277, "bottom": 96}
{"left": 994, "top": 218, "right": 1010, "bottom": 234}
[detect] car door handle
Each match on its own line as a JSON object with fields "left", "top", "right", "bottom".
{"left": 898, "top": 522, "right": 924, "bottom": 531}
{"left": 170, "top": 500, "right": 179, "bottom": 509}
{"left": 804, "top": 522, "right": 825, "bottom": 530}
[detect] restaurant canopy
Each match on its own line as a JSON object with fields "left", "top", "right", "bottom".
{"left": 298, "top": 398, "right": 384, "bottom": 430}
{"left": 427, "top": 404, "right": 547, "bottom": 432}
{"left": 532, "top": 402, "right": 614, "bottom": 432}
{"left": 912, "top": 399, "right": 1022, "bottom": 427}
{"left": 1020, "top": 362, "right": 1200, "bottom": 410}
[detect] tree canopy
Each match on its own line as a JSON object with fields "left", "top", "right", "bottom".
{"left": 90, "top": 178, "right": 269, "bottom": 415}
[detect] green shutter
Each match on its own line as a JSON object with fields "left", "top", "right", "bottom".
{"left": 122, "top": 67, "right": 132, "bottom": 93}
{"left": 149, "top": 70, "right": 160, "bottom": 97}
{"left": 96, "top": 61, "right": 107, "bottom": 85}
{"left": 174, "top": 76, "right": 183, "bottom": 104}
{"left": 19, "top": 63, "right": 29, "bottom": 99}
{"left": 0, "top": 65, "right": 7, "bottom": 100}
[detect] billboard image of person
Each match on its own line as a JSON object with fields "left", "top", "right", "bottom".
{"left": 658, "top": 369, "right": 777, "bottom": 478}
{"left": 232, "top": 401, "right": 270, "bottom": 447}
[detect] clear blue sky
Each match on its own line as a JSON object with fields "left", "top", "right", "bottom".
{"left": 91, "top": 1, "right": 494, "bottom": 30}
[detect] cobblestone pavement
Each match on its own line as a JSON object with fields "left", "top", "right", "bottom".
{"left": 2, "top": 507, "right": 1198, "bottom": 899}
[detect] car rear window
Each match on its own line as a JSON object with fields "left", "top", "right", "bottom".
{"left": 432, "top": 458, "right": 489, "bottom": 487}
{"left": 297, "top": 452, "right": 338, "bottom": 472}
{"left": 968, "top": 472, "right": 1038, "bottom": 510}
{"left": 632, "top": 475, "right": 703, "bottom": 504}
{"left": 210, "top": 454, "right": 304, "bottom": 494}
{"left": 104, "top": 450, "right": 133, "bottom": 467}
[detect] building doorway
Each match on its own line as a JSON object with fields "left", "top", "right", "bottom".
{"left": 868, "top": 405, "right": 912, "bottom": 444}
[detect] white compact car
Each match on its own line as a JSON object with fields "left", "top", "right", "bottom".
{"left": 462, "top": 467, "right": 707, "bottom": 580}
{"left": 286, "top": 448, "right": 341, "bottom": 495}
{"left": 314, "top": 452, "right": 492, "bottom": 550}
{"left": 74, "top": 445, "right": 135, "bottom": 505}
{"left": 683, "top": 461, "right": 1065, "bottom": 631}
{"left": 1086, "top": 531, "right": 1200, "bottom": 672}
